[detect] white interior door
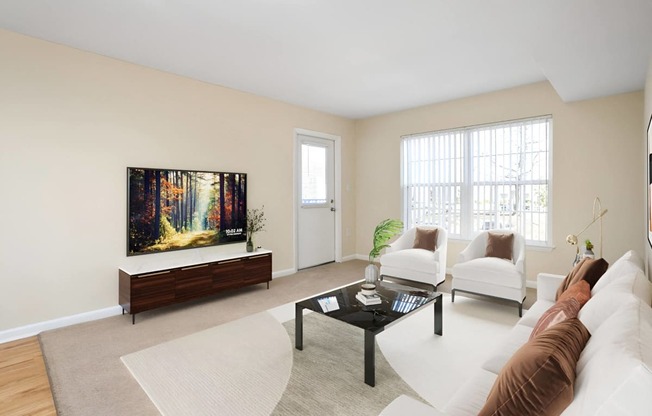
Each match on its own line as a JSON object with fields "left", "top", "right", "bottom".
{"left": 297, "top": 135, "right": 335, "bottom": 269}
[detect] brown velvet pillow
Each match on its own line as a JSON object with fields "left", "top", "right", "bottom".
{"left": 555, "top": 258, "right": 587, "bottom": 300}
{"left": 485, "top": 232, "right": 514, "bottom": 261}
{"left": 529, "top": 298, "right": 581, "bottom": 341}
{"left": 558, "top": 280, "right": 591, "bottom": 308}
{"left": 413, "top": 227, "right": 438, "bottom": 251}
{"left": 555, "top": 258, "right": 609, "bottom": 300}
{"left": 479, "top": 319, "right": 590, "bottom": 416}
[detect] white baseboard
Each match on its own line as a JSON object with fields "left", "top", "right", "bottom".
{"left": 0, "top": 306, "right": 123, "bottom": 344}
{"left": 341, "top": 254, "right": 363, "bottom": 262}
{"left": 272, "top": 268, "right": 296, "bottom": 279}
{"left": 275, "top": 256, "right": 362, "bottom": 277}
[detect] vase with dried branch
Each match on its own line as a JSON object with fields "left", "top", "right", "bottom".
{"left": 246, "top": 206, "right": 266, "bottom": 252}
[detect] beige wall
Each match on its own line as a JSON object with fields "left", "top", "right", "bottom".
{"left": 355, "top": 82, "right": 644, "bottom": 281}
{"left": 0, "top": 30, "right": 356, "bottom": 331}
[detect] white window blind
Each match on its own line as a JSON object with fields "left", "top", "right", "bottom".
{"left": 401, "top": 116, "right": 552, "bottom": 245}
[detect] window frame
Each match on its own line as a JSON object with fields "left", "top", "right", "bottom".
{"left": 400, "top": 115, "right": 553, "bottom": 247}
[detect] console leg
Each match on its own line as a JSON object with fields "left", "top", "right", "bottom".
{"left": 132, "top": 314, "right": 135, "bottom": 325}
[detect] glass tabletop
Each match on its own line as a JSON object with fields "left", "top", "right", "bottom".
{"left": 296, "top": 279, "right": 441, "bottom": 333}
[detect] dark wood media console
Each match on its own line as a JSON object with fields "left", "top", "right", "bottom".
{"left": 119, "top": 251, "right": 272, "bottom": 323}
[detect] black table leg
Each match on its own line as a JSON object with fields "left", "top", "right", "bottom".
{"left": 295, "top": 304, "right": 303, "bottom": 350}
{"left": 435, "top": 296, "right": 443, "bottom": 336}
{"left": 364, "top": 330, "right": 375, "bottom": 387}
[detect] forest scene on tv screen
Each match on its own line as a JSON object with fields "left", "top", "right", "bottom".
{"left": 128, "top": 168, "right": 247, "bottom": 255}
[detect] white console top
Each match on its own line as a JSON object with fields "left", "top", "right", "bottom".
{"left": 120, "top": 248, "right": 272, "bottom": 275}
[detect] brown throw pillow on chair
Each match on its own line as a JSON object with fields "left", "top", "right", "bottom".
{"left": 413, "top": 227, "right": 438, "bottom": 251}
{"left": 485, "top": 232, "right": 514, "bottom": 261}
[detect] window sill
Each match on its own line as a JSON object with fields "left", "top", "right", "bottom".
{"left": 448, "top": 237, "right": 554, "bottom": 252}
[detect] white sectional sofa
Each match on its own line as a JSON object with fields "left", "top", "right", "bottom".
{"left": 380, "top": 250, "right": 652, "bottom": 415}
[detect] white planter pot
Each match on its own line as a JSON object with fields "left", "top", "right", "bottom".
{"left": 365, "top": 264, "right": 379, "bottom": 284}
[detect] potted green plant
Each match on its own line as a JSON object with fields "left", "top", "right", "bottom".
{"left": 366, "top": 219, "right": 404, "bottom": 283}
{"left": 584, "top": 239, "right": 595, "bottom": 259}
{"left": 246, "top": 206, "right": 266, "bottom": 252}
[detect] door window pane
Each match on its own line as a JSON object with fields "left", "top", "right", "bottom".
{"left": 301, "top": 143, "right": 327, "bottom": 204}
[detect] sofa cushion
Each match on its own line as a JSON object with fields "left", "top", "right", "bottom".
{"left": 443, "top": 369, "right": 497, "bottom": 416}
{"left": 557, "top": 280, "right": 591, "bottom": 308}
{"left": 380, "top": 248, "right": 438, "bottom": 273}
{"left": 564, "top": 299, "right": 652, "bottom": 415}
{"left": 555, "top": 258, "right": 608, "bottom": 300}
{"left": 413, "top": 227, "right": 438, "bottom": 251}
{"left": 591, "top": 249, "right": 644, "bottom": 295}
{"left": 485, "top": 232, "right": 514, "bottom": 261}
{"left": 479, "top": 318, "right": 590, "bottom": 416}
{"left": 529, "top": 298, "right": 581, "bottom": 341}
{"left": 482, "top": 323, "right": 532, "bottom": 374}
{"left": 578, "top": 271, "right": 652, "bottom": 335}
{"left": 452, "top": 257, "right": 522, "bottom": 289}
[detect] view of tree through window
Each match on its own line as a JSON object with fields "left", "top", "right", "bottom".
{"left": 401, "top": 116, "right": 551, "bottom": 245}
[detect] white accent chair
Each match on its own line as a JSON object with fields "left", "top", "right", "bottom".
{"left": 379, "top": 226, "right": 448, "bottom": 289}
{"left": 451, "top": 230, "right": 526, "bottom": 316}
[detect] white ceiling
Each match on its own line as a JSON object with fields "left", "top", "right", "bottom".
{"left": 1, "top": 0, "right": 651, "bottom": 119}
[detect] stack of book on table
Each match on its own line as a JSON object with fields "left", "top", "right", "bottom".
{"left": 356, "top": 291, "right": 381, "bottom": 305}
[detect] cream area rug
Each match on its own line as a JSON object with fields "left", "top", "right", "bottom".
{"left": 121, "top": 312, "right": 293, "bottom": 416}
{"left": 122, "top": 294, "right": 521, "bottom": 415}
{"left": 377, "top": 294, "right": 521, "bottom": 409}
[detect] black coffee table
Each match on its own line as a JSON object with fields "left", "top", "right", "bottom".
{"left": 295, "top": 279, "right": 443, "bottom": 387}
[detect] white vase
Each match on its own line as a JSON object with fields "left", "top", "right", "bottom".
{"left": 365, "top": 263, "right": 379, "bottom": 284}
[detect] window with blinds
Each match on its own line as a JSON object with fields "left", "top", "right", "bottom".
{"left": 401, "top": 116, "right": 552, "bottom": 245}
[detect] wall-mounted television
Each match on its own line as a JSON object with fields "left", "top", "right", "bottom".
{"left": 127, "top": 167, "right": 247, "bottom": 256}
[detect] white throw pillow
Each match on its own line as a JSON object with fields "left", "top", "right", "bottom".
{"left": 579, "top": 271, "right": 652, "bottom": 335}
{"left": 592, "top": 250, "right": 644, "bottom": 295}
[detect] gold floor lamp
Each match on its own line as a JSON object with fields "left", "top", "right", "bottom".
{"left": 565, "top": 197, "right": 608, "bottom": 262}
